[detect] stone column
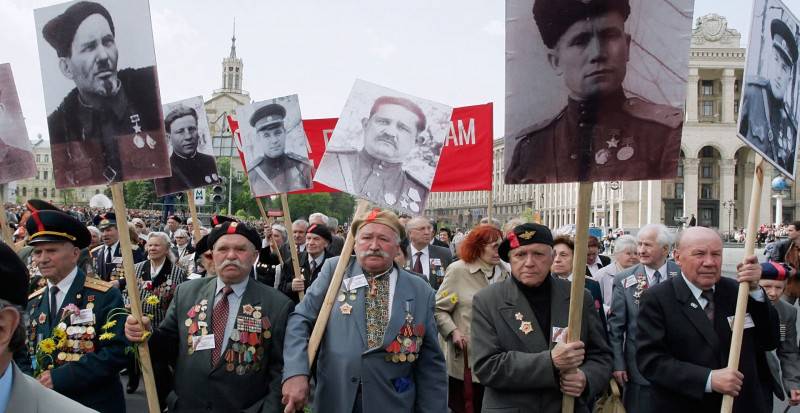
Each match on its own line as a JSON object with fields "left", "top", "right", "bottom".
{"left": 718, "top": 159, "right": 736, "bottom": 233}
{"left": 683, "top": 158, "right": 700, "bottom": 219}
{"left": 609, "top": 186, "right": 617, "bottom": 229}
{"left": 775, "top": 194, "right": 785, "bottom": 225}
{"left": 686, "top": 67, "right": 700, "bottom": 123}
{"left": 647, "top": 180, "right": 663, "bottom": 223}
{"left": 721, "top": 68, "right": 736, "bottom": 123}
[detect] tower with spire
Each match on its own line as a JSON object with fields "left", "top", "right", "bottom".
{"left": 205, "top": 19, "right": 251, "bottom": 138}
{"left": 222, "top": 20, "right": 242, "bottom": 92}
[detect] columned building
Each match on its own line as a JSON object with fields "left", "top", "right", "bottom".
{"left": 427, "top": 14, "right": 798, "bottom": 232}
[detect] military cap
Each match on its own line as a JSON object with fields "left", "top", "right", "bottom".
{"left": 350, "top": 208, "right": 406, "bottom": 240}
{"left": 42, "top": 1, "right": 115, "bottom": 58}
{"left": 533, "top": 0, "right": 631, "bottom": 49}
{"left": 307, "top": 223, "right": 332, "bottom": 244}
{"left": 207, "top": 221, "right": 261, "bottom": 251}
{"left": 93, "top": 212, "right": 116, "bottom": 229}
{"left": 250, "top": 103, "right": 286, "bottom": 129}
{"left": 26, "top": 199, "right": 60, "bottom": 212}
{"left": 761, "top": 261, "right": 790, "bottom": 281}
{"left": 498, "top": 223, "right": 554, "bottom": 262}
{"left": 167, "top": 215, "right": 183, "bottom": 224}
{"left": 370, "top": 96, "right": 427, "bottom": 132}
{"left": 0, "top": 241, "right": 28, "bottom": 307}
{"left": 211, "top": 215, "right": 238, "bottom": 227}
{"left": 771, "top": 19, "right": 798, "bottom": 65}
{"left": 26, "top": 210, "right": 91, "bottom": 249}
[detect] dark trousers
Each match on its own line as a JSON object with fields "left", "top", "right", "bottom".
{"left": 624, "top": 382, "right": 653, "bottom": 413}
{"left": 448, "top": 376, "right": 485, "bottom": 413}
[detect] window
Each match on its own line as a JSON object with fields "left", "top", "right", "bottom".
{"left": 22, "top": 187, "right": 26, "bottom": 197}
{"left": 701, "top": 164, "right": 713, "bottom": 178}
{"left": 701, "top": 147, "right": 715, "bottom": 158}
{"left": 677, "top": 163, "right": 684, "bottom": 177}
{"left": 702, "top": 80, "right": 714, "bottom": 95}
{"left": 43, "top": 170, "right": 48, "bottom": 180}
{"left": 675, "top": 183, "right": 684, "bottom": 199}
{"left": 34, "top": 188, "right": 39, "bottom": 197}
{"left": 701, "top": 208, "right": 714, "bottom": 221}
{"left": 675, "top": 207, "right": 684, "bottom": 219}
{"left": 701, "top": 184, "right": 713, "bottom": 199}
{"left": 35, "top": 171, "right": 39, "bottom": 180}
{"left": 44, "top": 154, "right": 49, "bottom": 162}
{"left": 36, "top": 154, "right": 41, "bottom": 163}
{"left": 702, "top": 101, "right": 714, "bottom": 117}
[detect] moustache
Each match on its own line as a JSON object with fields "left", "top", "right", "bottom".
{"left": 358, "top": 250, "right": 391, "bottom": 259}
{"left": 218, "top": 259, "right": 248, "bottom": 271}
{"left": 375, "top": 134, "right": 398, "bottom": 148}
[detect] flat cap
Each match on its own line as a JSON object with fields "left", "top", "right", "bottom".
{"left": 350, "top": 208, "right": 406, "bottom": 240}
{"left": 307, "top": 223, "right": 332, "bottom": 244}
{"left": 533, "top": 0, "right": 630, "bottom": 49}
{"left": 771, "top": 19, "right": 798, "bottom": 65}
{"left": 499, "top": 223, "right": 554, "bottom": 262}
{"left": 0, "top": 241, "right": 28, "bottom": 307}
{"left": 250, "top": 103, "right": 286, "bottom": 129}
{"left": 93, "top": 212, "right": 116, "bottom": 229}
{"left": 207, "top": 221, "right": 261, "bottom": 252}
{"left": 42, "top": 1, "right": 115, "bottom": 58}
{"left": 26, "top": 210, "right": 91, "bottom": 249}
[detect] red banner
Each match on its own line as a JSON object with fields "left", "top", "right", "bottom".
{"left": 430, "top": 103, "right": 493, "bottom": 192}
{"left": 294, "top": 118, "right": 339, "bottom": 194}
{"left": 225, "top": 115, "right": 249, "bottom": 173}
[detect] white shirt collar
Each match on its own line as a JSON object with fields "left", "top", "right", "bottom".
{"left": 215, "top": 275, "right": 249, "bottom": 298}
{"left": 106, "top": 241, "right": 119, "bottom": 255}
{"left": 47, "top": 266, "right": 79, "bottom": 310}
{"left": 644, "top": 262, "right": 668, "bottom": 285}
{"left": 150, "top": 259, "right": 166, "bottom": 277}
{"left": 681, "top": 273, "right": 713, "bottom": 302}
{"left": 410, "top": 244, "right": 429, "bottom": 256}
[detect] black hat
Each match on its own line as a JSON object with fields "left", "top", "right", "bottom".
{"left": 42, "top": 1, "right": 115, "bottom": 58}
{"left": 207, "top": 221, "right": 261, "bottom": 252}
{"left": 761, "top": 261, "right": 790, "bottom": 281}
{"left": 211, "top": 215, "right": 238, "bottom": 227}
{"left": 167, "top": 215, "right": 183, "bottom": 224}
{"left": 26, "top": 210, "right": 91, "bottom": 249}
{"left": 306, "top": 223, "right": 332, "bottom": 244}
{"left": 26, "top": 199, "right": 60, "bottom": 212}
{"left": 93, "top": 212, "right": 116, "bottom": 229}
{"left": 771, "top": 19, "right": 798, "bottom": 65}
{"left": 533, "top": 0, "right": 631, "bottom": 49}
{"left": 498, "top": 223, "right": 554, "bottom": 262}
{"left": 0, "top": 241, "right": 29, "bottom": 307}
{"left": 249, "top": 103, "right": 286, "bottom": 129}
{"left": 194, "top": 234, "right": 210, "bottom": 257}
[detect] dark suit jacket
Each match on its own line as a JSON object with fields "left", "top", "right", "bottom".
{"left": 406, "top": 244, "right": 453, "bottom": 290}
{"left": 277, "top": 250, "right": 334, "bottom": 303}
{"left": 91, "top": 243, "right": 146, "bottom": 283}
{"left": 767, "top": 298, "right": 800, "bottom": 400}
{"left": 637, "top": 276, "right": 779, "bottom": 413}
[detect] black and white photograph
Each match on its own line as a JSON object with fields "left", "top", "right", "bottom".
{"left": 738, "top": 0, "right": 800, "bottom": 179}
{"left": 0, "top": 64, "right": 37, "bottom": 185}
{"left": 503, "top": 0, "right": 694, "bottom": 184}
{"left": 34, "top": 0, "right": 169, "bottom": 188}
{"left": 154, "top": 96, "right": 220, "bottom": 196}
{"left": 314, "top": 79, "right": 452, "bottom": 214}
{"left": 236, "top": 94, "right": 313, "bottom": 197}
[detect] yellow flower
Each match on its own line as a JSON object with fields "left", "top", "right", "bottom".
{"left": 438, "top": 290, "right": 449, "bottom": 299}
{"left": 102, "top": 319, "right": 117, "bottom": 330}
{"left": 145, "top": 295, "right": 160, "bottom": 306}
{"left": 52, "top": 328, "right": 67, "bottom": 349}
{"left": 38, "top": 338, "right": 56, "bottom": 354}
{"left": 449, "top": 294, "right": 459, "bottom": 304}
{"left": 99, "top": 332, "right": 116, "bottom": 341}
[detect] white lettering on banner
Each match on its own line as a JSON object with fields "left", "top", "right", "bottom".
{"left": 444, "top": 118, "right": 476, "bottom": 147}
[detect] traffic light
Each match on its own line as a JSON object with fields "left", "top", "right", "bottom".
{"left": 211, "top": 185, "right": 225, "bottom": 203}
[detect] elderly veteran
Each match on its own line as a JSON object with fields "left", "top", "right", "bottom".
{"left": 124, "top": 221, "right": 293, "bottom": 412}
{"left": 277, "top": 223, "right": 335, "bottom": 303}
{"left": 282, "top": 209, "right": 447, "bottom": 413}
{"left": 470, "top": 223, "right": 612, "bottom": 412}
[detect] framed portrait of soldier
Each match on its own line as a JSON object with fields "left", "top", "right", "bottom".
{"left": 34, "top": 0, "right": 169, "bottom": 188}
{"left": 0, "top": 64, "right": 37, "bottom": 184}
{"left": 738, "top": 0, "right": 800, "bottom": 179}
{"left": 154, "top": 96, "right": 220, "bottom": 196}
{"left": 503, "top": 0, "right": 694, "bottom": 184}
{"left": 314, "top": 79, "right": 453, "bottom": 214}
{"left": 236, "top": 95, "right": 313, "bottom": 197}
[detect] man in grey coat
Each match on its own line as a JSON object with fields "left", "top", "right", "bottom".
{"left": 281, "top": 209, "right": 447, "bottom": 412}
{"left": 760, "top": 261, "right": 800, "bottom": 406}
{"left": 607, "top": 224, "right": 677, "bottom": 411}
{"left": 471, "top": 223, "right": 612, "bottom": 412}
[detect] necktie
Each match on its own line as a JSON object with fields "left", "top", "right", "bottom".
{"left": 310, "top": 259, "right": 317, "bottom": 274}
{"left": 653, "top": 270, "right": 662, "bottom": 284}
{"left": 105, "top": 246, "right": 112, "bottom": 265}
{"left": 211, "top": 286, "right": 233, "bottom": 365}
{"left": 413, "top": 252, "right": 423, "bottom": 274}
{"left": 49, "top": 286, "right": 60, "bottom": 324}
{"left": 701, "top": 289, "right": 715, "bottom": 321}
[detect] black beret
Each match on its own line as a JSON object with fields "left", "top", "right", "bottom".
{"left": 306, "top": 223, "right": 332, "bottom": 244}
{"left": 499, "top": 223, "right": 554, "bottom": 262}
{"left": 93, "top": 212, "right": 116, "bottom": 229}
{"left": 207, "top": 221, "right": 261, "bottom": 252}
{"left": 0, "top": 241, "right": 28, "bottom": 307}
{"left": 26, "top": 199, "right": 60, "bottom": 212}
{"left": 761, "top": 261, "right": 790, "bottom": 281}
{"left": 167, "top": 215, "right": 183, "bottom": 224}
{"left": 250, "top": 103, "right": 286, "bottom": 128}
{"left": 771, "top": 19, "right": 798, "bottom": 65}
{"left": 211, "top": 215, "right": 238, "bottom": 227}
{"left": 26, "top": 210, "right": 91, "bottom": 249}
{"left": 42, "top": 1, "right": 115, "bottom": 58}
{"left": 533, "top": 0, "right": 631, "bottom": 49}
{"left": 194, "top": 234, "right": 210, "bottom": 257}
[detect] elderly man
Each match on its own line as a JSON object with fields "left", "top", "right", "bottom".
{"left": 505, "top": 0, "right": 682, "bottom": 184}
{"left": 124, "top": 221, "right": 293, "bottom": 412}
{"left": 16, "top": 210, "right": 128, "bottom": 412}
{"left": 309, "top": 212, "right": 344, "bottom": 256}
{"left": 90, "top": 212, "right": 145, "bottom": 283}
{"left": 470, "top": 223, "right": 612, "bottom": 412}
{"left": 42, "top": 1, "right": 164, "bottom": 186}
{"left": 155, "top": 105, "right": 219, "bottom": 195}
{"left": 406, "top": 217, "right": 453, "bottom": 290}
{"left": 278, "top": 224, "right": 334, "bottom": 303}
{"left": 637, "top": 227, "right": 779, "bottom": 412}
{"left": 607, "top": 224, "right": 679, "bottom": 412}
{"left": 247, "top": 103, "right": 312, "bottom": 195}
{"left": 281, "top": 209, "right": 447, "bottom": 412}
{"left": 171, "top": 228, "right": 194, "bottom": 261}
{"left": 291, "top": 219, "right": 308, "bottom": 253}
{"left": 164, "top": 215, "right": 181, "bottom": 241}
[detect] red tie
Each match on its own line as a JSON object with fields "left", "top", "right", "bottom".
{"left": 413, "top": 252, "right": 423, "bottom": 273}
{"left": 211, "top": 286, "right": 233, "bottom": 365}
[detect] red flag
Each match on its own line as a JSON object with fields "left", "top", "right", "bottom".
{"left": 430, "top": 103, "right": 493, "bottom": 192}
{"left": 225, "top": 115, "right": 249, "bottom": 173}
{"left": 292, "top": 118, "right": 339, "bottom": 194}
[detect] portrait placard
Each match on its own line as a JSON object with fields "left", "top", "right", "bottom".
{"left": 236, "top": 94, "right": 313, "bottom": 197}
{"left": 314, "top": 79, "right": 453, "bottom": 214}
{"left": 504, "top": 0, "right": 694, "bottom": 184}
{"left": 154, "top": 96, "right": 220, "bottom": 196}
{"left": 34, "top": 0, "right": 169, "bottom": 188}
{"left": 738, "top": 0, "right": 800, "bottom": 179}
{"left": 0, "top": 64, "right": 37, "bottom": 184}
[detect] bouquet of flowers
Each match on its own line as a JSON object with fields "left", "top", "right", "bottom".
{"left": 33, "top": 304, "right": 78, "bottom": 377}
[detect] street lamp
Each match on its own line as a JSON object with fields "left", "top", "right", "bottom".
{"left": 722, "top": 200, "right": 735, "bottom": 241}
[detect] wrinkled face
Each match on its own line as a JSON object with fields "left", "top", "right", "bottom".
{"left": 174, "top": 233, "right": 189, "bottom": 247}
{"left": 270, "top": 229, "right": 285, "bottom": 246}
{"left": 61, "top": 14, "right": 119, "bottom": 99}
{"left": 674, "top": 232, "right": 723, "bottom": 290}
{"left": 615, "top": 248, "right": 639, "bottom": 269}
{"left": 292, "top": 223, "right": 308, "bottom": 246}
{"left": 32, "top": 242, "right": 80, "bottom": 282}
{"left": 407, "top": 221, "right": 433, "bottom": 246}
{"left": 355, "top": 223, "right": 399, "bottom": 274}
{"left": 362, "top": 104, "right": 419, "bottom": 162}
{"left": 167, "top": 219, "right": 179, "bottom": 232}
{"left": 760, "top": 279, "right": 786, "bottom": 302}
{"left": 255, "top": 120, "right": 286, "bottom": 159}
{"left": 767, "top": 44, "right": 793, "bottom": 100}
{"left": 551, "top": 243, "right": 573, "bottom": 276}
{"left": 509, "top": 243, "right": 554, "bottom": 287}
{"left": 305, "top": 233, "right": 329, "bottom": 257}
{"left": 212, "top": 234, "right": 258, "bottom": 284}
{"left": 478, "top": 239, "right": 501, "bottom": 265}
{"left": 547, "top": 11, "right": 630, "bottom": 100}
{"left": 168, "top": 115, "right": 200, "bottom": 157}
{"left": 146, "top": 237, "right": 169, "bottom": 261}
{"left": 101, "top": 225, "right": 118, "bottom": 246}
{"left": 89, "top": 231, "right": 100, "bottom": 246}
{"left": 637, "top": 229, "right": 667, "bottom": 268}
{"left": 587, "top": 244, "right": 599, "bottom": 264}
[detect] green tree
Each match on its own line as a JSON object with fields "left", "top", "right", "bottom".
{"left": 123, "top": 180, "right": 157, "bottom": 209}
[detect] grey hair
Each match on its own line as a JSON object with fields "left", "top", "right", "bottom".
{"left": 406, "top": 217, "right": 432, "bottom": 231}
{"left": 502, "top": 218, "right": 526, "bottom": 235}
{"left": 0, "top": 298, "right": 27, "bottom": 354}
{"left": 637, "top": 224, "right": 672, "bottom": 249}
{"left": 174, "top": 229, "right": 189, "bottom": 238}
{"left": 309, "top": 213, "right": 329, "bottom": 225}
{"left": 327, "top": 217, "right": 339, "bottom": 232}
{"left": 87, "top": 226, "right": 101, "bottom": 239}
{"left": 292, "top": 219, "right": 309, "bottom": 229}
{"left": 355, "top": 224, "right": 402, "bottom": 244}
{"left": 613, "top": 235, "right": 638, "bottom": 256}
{"left": 147, "top": 231, "right": 176, "bottom": 263}
{"left": 272, "top": 224, "right": 288, "bottom": 242}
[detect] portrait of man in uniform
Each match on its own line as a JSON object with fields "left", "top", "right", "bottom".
{"left": 738, "top": 0, "right": 800, "bottom": 178}
{"left": 34, "top": 0, "right": 169, "bottom": 188}
{"left": 154, "top": 96, "right": 219, "bottom": 196}
{"left": 0, "top": 64, "right": 37, "bottom": 184}
{"left": 315, "top": 80, "right": 452, "bottom": 214}
{"left": 504, "top": 0, "right": 692, "bottom": 184}
{"left": 237, "top": 96, "right": 313, "bottom": 197}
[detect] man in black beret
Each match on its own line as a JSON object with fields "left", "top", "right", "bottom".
{"left": 124, "top": 220, "right": 292, "bottom": 412}
{"left": 739, "top": 17, "right": 799, "bottom": 174}
{"left": 16, "top": 210, "right": 128, "bottom": 412}
{"left": 505, "top": 0, "right": 683, "bottom": 184}
{"left": 246, "top": 102, "right": 312, "bottom": 195}
{"left": 470, "top": 223, "right": 612, "bottom": 412}
{"left": 42, "top": 0, "right": 166, "bottom": 187}
{"left": 277, "top": 223, "right": 334, "bottom": 303}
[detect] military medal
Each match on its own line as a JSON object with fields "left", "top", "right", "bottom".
{"left": 595, "top": 149, "right": 610, "bottom": 165}
{"left": 617, "top": 144, "right": 634, "bottom": 161}
{"left": 515, "top": 312, "right": 524, "bottom": 321}
{"left": 384, "top": 193, "right": 397, "bottom": 205}
{"left": 337, "top": 293, "right": 346, "bottom": 302}
{"left": 519, "top": 321, "right": 533, "bottom": 335}
{"left": 385, "top": 302, "right": 424, "bottom": 363}
{"left": 340, "top": 303, "right": 352, "bottom": 315}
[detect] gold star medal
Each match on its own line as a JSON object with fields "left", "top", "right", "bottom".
{"left": 340, "top": 303, "right": 353, "bottom": 315}
{"left": 519, "top": 321, "right": 533, "bottom": 335}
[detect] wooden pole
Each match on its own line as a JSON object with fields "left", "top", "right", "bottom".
{"left": 185, "top": 190, "right": 202, "bottom": 246}
{"left": 280, "top": 193, "right": 305, "bottom": 301}
{"left": 721, "top": 156, "right": 765, "bottom": 413}
{"left": 255, "top": 197, "right": 283, "bottom": 265}
{"left": 562, "top": 182, "right": 593, "bottom": 413}
{"left": 0, "top": 185, "right": 12, "bottom": 246}
{"left": 487, "top": 190, "right": 494, "bottom": 224}
{"left": 109, "top": 183, "right": 160, "bottom": 413}
{"left": 308, "top": 199, "right": 369, "bottom": 365}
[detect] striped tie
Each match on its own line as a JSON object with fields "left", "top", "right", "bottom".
{"left": 211, "top": 286, "right": 233, "bottom": 365}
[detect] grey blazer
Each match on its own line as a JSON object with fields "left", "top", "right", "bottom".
{"left": 283, "top": 257, "right": 448, "bottom": 413}
{"left": 607, "top": 261, "right": 681, "bottom": 384}
{"left": 5, "top": 362, "right": 98, "bottom": 413}
{"left": 767, "top": 298, "right": 800, "bottom": 400}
